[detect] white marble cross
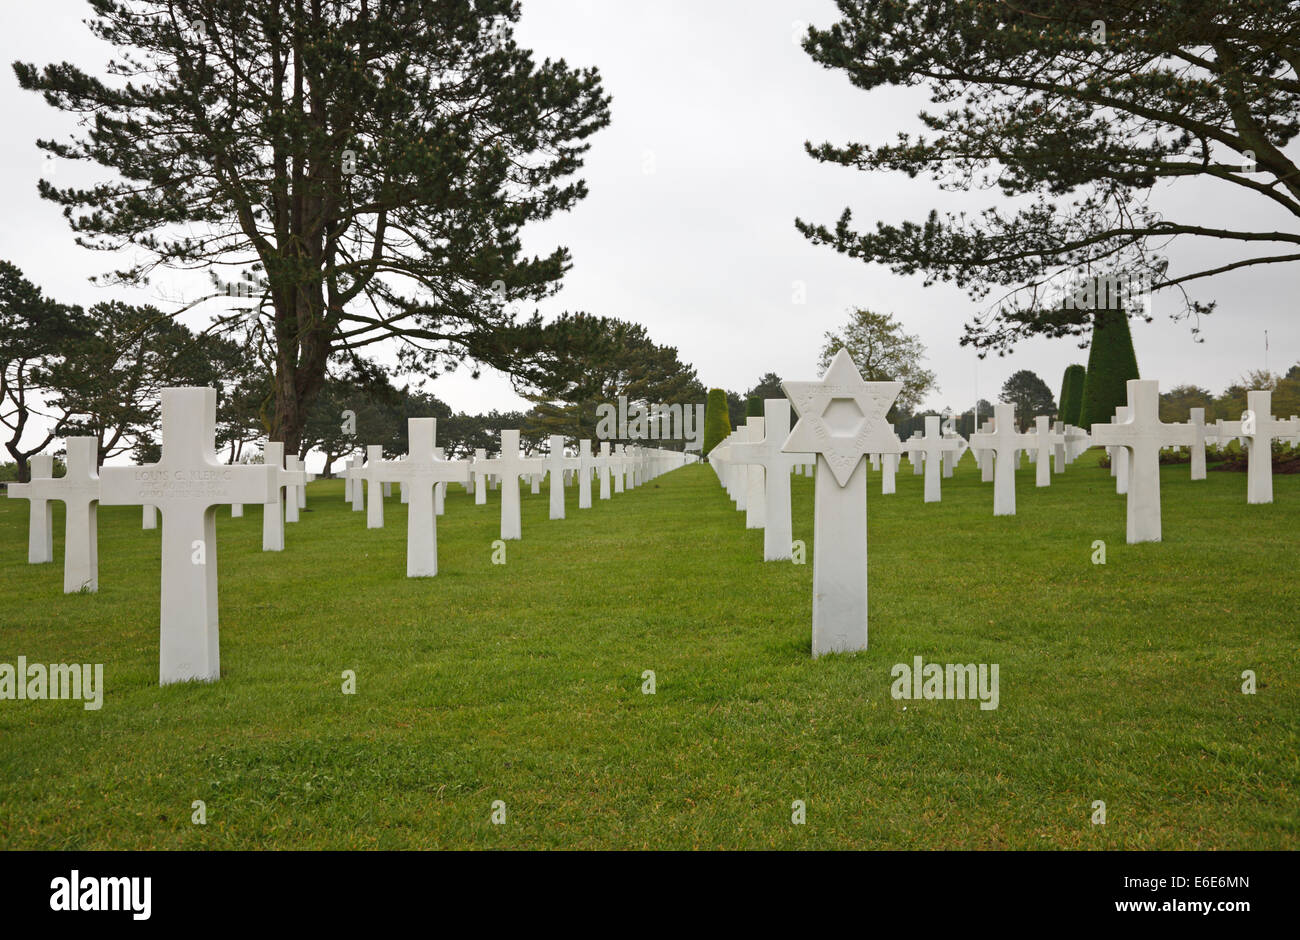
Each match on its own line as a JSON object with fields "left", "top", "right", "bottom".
{"left": 975, "top": 419, "right": 995, "bottom": 482}
{"left": 1029, "top": 416, "right": 1064, "bottom": 488}
{"left": 360, "top": 445, "right": 387, "bottom": 528}
{"left": 261, "top": 442, "right": 306, "bottom": 551}
{"left": 1051, "top": 420, "right": 1067, "bottom": 474}
{"left": 99, "top": 387, "right": 277, "bottom": 685}
{"left": 969, "top": 404, "right": 1032, "bottom": 515}
{"left": 907, "top": 433, "right": 925, "bottom": 475}
{"left": 626, "top": 452, "right": 638, "bottom": 490}
{"left": 473, "top": 448, "right": 489, "bottom": 504}
{"left": 728, "top": 399, "right": 809, "bottom": 560}
{"left": 917, "top": 416, "right": 961, "bottom": 502}
{"left": 613, "top": 445, "right": 627, "bottom": 493}
{"left": 881, "top": 450, "right": 898, "bottom": 494}
{"left": 1067, "top": 424, "right": 1090, "bottom": 461}
{"left": 597, "top": 442, "right": 613, "bottom": 500}
{"left": 1090, "top": 380, "right": 1195, "bottom": 542}
{"left": 433, "top": 447, "right": 448, "bottom": 515}
{"left": 741, "top": 416, "right": 767, "bottom": 529}
{"left": 1111, "top": 407, "right": 1131, "bottom": 494}
{"left": 1188, "top": 408, "right": 1211, "bottom": 481}
{"left": 9, "top": 439, "right": 101, "bottom": 591}
{"left": 577, "top": 439, "right": 595, "bottom": 509}
{"left": 284, "top": 456, "right": 301, "bottom": 522}
{"left": 7, "top": 453, "right": 55, "bottom": 563}
{"left": 284, "top": 455, "right": 312, "bottom": 522}
{"left": 941, "top": 419, "right": 965, "bottom": 479}
{"left": 545, "top": 435, "right": 578, "bottom": 520}
{"left": 727, "top": 430, "right": 747, "bottom": 510}
{"left": 1216, "top": 390, "right": 1298, "bottom": 503}
{"left": 347, "top": 454, "right": 365, "bottom": 512}
{"left": 368, "top": 418, "right": 469, "bottom": 576}
{"left": 475, "top": 430, "right": 545, "bottom": 539}
{"left": 782, "top": 348, "right": 901, "bottom": 657}
{"left": 57, "top": 438, "right": 101, "bottom": 592}
{"left": 143, "top": 504, "right": 158, "bottom": 529}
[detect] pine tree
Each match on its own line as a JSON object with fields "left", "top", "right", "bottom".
{"left": 999, "top": 370, "right": 1056, "bottom": 430}
{"left": 1078, "top": 311, "right": 1140, "bottom": 429}
{"left": 14, "top": 1, "right": 611, "bottom": 452}
{"left": 746, "top": 372, "right": 785, "bottom": 401}
{"left": 703, "top": 389, "right": 730, "bottom": 455}
{"left": 796, "top": 1, "right": 1298, "bottom": 352}
{"left": 746, "top": 397, "right": 763, "bottom": 418}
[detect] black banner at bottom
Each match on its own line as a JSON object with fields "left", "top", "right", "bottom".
{"left": 0, "top": 850, "right": 1284, "bottom": 926}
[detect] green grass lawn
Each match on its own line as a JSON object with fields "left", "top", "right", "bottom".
{"left": 1, "top": 455, "right": 1297, "bottom": 849}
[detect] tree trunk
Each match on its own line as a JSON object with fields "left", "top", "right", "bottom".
{"left": 6, "top": 444, "right": 29, "bottom": 484}
{"left": 269, "top": 275, "right": 332, "bottom": 454}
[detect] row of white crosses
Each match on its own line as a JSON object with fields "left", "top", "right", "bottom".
{"left": 1196, "top": 395, "right": 1299, "bottom": 496}
{"left": 6, "top": 389, "right": 695, "bottom": 686}
{"left": 718, "top": 399, "right": 1093, "bottom": 516}
{"left": 0, "top": 389, "right": 324, "bottom": 685}
{"left": 714, "top": 400, "right": 982, "bottom": 516}
{"left": 907, "top": 416, "right": 963, "bottom": 502}
{"left": 711, "top": 399, "right": 812, "bottom": 561}
{"left": 1092, "top": 382, "right": 1299, "bottom": 543}
{"left": 10, "top": 372, "right": 1292, "bottom": 683}
{"left": 338, "top": 423, "right": 692, "bottom": 572}
{"left": 6, "top": 389, "right": 309, "bottom": 684}
{"left": 711, "top": 396, "right": 986, "bottom": 566}
{"left": 7, "top": 441, "right": 100, "bottom": 592}
{"left": 9, "top": 425, "right": 316, "bottom": 601}
{"left": 1222, "top": 391, "right": 1300, "bottom": 502}
{"left": 720, "top": 372, "right": 1275, "bottom": 550}
{"left": 707, "top": 360, "right": 1296, "bottom": 659}
{"left": 967, "top": 408, "right": 1098, "bottom": 515}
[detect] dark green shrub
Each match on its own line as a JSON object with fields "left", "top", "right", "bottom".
{"left": 1079, "top": 309, "right": 1140, "bottom": 429}
{"left": 703, "top": 388, "right": 731, "bottom": 455}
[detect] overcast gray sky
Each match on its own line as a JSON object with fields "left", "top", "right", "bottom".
{"left": 2, "top": 0, "right": 1296, "bottom": 437}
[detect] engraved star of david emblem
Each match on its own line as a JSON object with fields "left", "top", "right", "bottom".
{"left": 781, "top": 348, "right": 901, "bottom": 487}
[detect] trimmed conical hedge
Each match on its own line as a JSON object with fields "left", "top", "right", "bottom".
{"left": 703, "top": 388, "right": 731, "bottom": 454}
{"left": 1058, "top": 363, "right": 1086, "bottom": 425}
{"left": 1078, "top": 310, "right": 1140, "bottom": 429}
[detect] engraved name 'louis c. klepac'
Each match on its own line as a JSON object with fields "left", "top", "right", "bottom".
{"left": 132, "top": 469, "right": 235, "bottom": 482}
